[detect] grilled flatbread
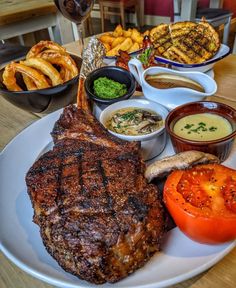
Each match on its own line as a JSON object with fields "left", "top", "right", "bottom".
{"left": 150, "top": 20, "right": 220, "bottom": 64}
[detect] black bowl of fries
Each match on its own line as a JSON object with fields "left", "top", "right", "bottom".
{"left": 0, "top": 41, "right": 82, "bottom": 113}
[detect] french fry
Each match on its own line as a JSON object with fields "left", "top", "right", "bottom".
{"left": 128, "top": 42, "right": 140, "bottom": 53}
{"left": 119, "top": 37, "right": 133, "bottom": 51}
{"left": 135, "top": 35, "right": 144, "bottom": 44}
{"left": 111, "top": 36, "right": 125, "bottom": 48}
{"left": 106, "top": 44, "right": 122, "bottom": 57}
{"left": 112, "top": 24, "right": 123, "bottom": 37}
{"left": 123, "top": 28, "right": 132, "bottom": 37}
{"left": 98, "top": 25, "right": 146, "bottom": 56}
{"left": 131, "top": 29, "right": 141, "bottom": 41}
{"left": 99, "top": 34, "right": 115, "bottom": 44}
{"left": 103, "top": 42, "right": 111, "bottom": 52}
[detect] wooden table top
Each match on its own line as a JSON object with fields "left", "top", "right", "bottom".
{"left": 0, "top": 44, "right": 236, "bottom": 288}
{"left": 0, "top": 0, "right": 56, "bottom": 25}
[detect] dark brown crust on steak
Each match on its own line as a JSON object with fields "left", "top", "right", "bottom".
{"left": 26, "top": 105, "right": 166, "bottom": 284}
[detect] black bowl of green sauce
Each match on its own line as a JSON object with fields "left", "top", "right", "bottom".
{"left": 85, "top": 66, "right": 136, "bottom": 106}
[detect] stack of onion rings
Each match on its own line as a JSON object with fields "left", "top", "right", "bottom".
{"left": 3, "top": 40, "right": 79, "bottom": 92}
{"left": 37, "top": 50, "right": 78, "bottom": 82}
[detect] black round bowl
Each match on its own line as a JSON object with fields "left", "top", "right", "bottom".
{"left": 84, "top": 66, "right": 136, "bottom": 106}
{"left": 0, "top": 55, "right": 82, "bottom": 113}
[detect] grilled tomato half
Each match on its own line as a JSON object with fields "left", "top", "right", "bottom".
{"left": 163, "top": 164, "right": 236, "bottom": 244}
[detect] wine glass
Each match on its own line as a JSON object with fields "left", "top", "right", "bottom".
{"left": 54, "top": 0, "right": 95, "bottom": 51}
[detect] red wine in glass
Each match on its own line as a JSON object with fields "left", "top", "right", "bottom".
{"left": 54, "top": 0, "right": 95, "bottom": 50}
{"left": 54, "top": 0, "right": 95, "bottom": 24}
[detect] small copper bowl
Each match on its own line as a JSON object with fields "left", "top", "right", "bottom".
{"left": 165, "top": 101, "right": 236, "bottom": 162}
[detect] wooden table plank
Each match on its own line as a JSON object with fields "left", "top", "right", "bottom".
{"left": 205, "top": 54, "right": 236, "bottom": 108}
{"left": 213, "top": 54, "right": 236, "bottom": 102}
{"left": 190, "top": 248, "right": 236, "bottom": 288}
{"left": 0, "top": 254, "right": 52, "bottom": 288}
{"left": 0, "top": 0, "right": 75, "bottom": 45}
{"left": 0, "top": 0, "right": 56, "bottom": 25}
{"left": 0, "top": 96, "right": 39, "bottom": 150}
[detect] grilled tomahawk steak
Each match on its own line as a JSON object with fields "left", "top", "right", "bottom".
{"left": 26, "top": 105, "right": 166, "bottom": 284}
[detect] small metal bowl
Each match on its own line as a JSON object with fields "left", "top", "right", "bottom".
{"left": 84, "top": 66, "right": 136, "bottom": 108}
{"left": 0, "top": 55, "right": 82, "bottom": 113}
{"left": 165, "top": 101, "right": 236, "bottom": 162}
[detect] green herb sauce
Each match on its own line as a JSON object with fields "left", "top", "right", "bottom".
{"left": 93, "top": 77, "right": 127, "bottom": 99}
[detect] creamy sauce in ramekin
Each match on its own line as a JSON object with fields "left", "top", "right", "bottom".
{"left": 173, "top": 113, "right": 232, "bottom": 141}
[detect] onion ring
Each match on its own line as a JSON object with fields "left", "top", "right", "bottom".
{"left": 21, "top": 58, "right": 63, "bottom": 86}
{"left": 37, "top": 50, "right": 79, "bottom": 82}
{"left": 59, "top": 66, "right": 71, "bottom": 82}
{"left": 26, "top": 40, "right": 68, "bottom": 59}
{"left": 22, "top": 67, "right": 52, "bottom": 90}
{"left": 22, "top": 74, "right": 37, "bottom": 90}
{"left": 2, "top": 62, "right": 50, "bottom": 91}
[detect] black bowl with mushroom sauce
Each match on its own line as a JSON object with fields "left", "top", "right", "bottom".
{"left": 99, "top": 99, "right": 169, "bottom": 160}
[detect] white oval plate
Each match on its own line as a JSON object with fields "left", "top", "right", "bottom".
{"left": 0, "top": 108, "right": 235, "bottom": 288}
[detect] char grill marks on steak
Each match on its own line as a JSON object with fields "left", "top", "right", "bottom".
{"left": 26, "top": 105, "right": 166, "bottom": 284}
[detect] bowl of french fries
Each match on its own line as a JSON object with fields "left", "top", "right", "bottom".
{"left": 99, "top": 24, "right": 148, "bottom": 58}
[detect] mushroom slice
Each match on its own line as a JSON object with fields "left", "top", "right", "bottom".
{"left": 145, "top": 150, "right": 220, "bottom": 182}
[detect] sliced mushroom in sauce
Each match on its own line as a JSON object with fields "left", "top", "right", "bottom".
{"left": 106, "top": 107, "right": 163, "bottom": 136}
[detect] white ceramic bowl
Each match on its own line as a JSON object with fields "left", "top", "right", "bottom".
{"left": 99, "top": 99, "right": 169, "bottom": 160}
{"left": 128, "top": 58, "right": 217, "bottom": 110}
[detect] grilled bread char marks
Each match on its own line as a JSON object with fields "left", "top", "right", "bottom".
{"left": 149, "top": 23, "right": 171, "bottom": 56}
{"left": 26, "top": 105, "right": 166, "bottom": 284}
{"left": 150, "top": 21, "right": 220, "bottom": 64}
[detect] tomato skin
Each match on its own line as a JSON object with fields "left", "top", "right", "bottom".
{"left": 163, "top": 165, "right": 236, "bottom": 244}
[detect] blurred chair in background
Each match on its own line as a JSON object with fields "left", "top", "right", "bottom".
{"left": 173, "top": 0, "right": 233, "bottom": 45}
{"left": 98, "top": 0, "right": 140, "bottom": 31}
{"left": 195, "top": 8, "right": 232, "bottom": 45}
{"left": 0, "top": 0, "right": 79, "bottom": 45}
